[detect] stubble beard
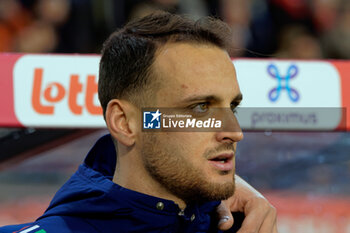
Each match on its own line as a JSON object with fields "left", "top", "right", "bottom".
{"left": 141, "top": 134, "right": 235, "bottom": 204}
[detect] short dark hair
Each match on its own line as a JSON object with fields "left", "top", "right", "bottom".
{"left": 98, "top": 11, "right": 232, "bottom": 116}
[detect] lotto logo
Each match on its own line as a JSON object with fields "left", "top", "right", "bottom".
{"left": 32, "top": 68, "right": 101, "bottom": 115}
{"left": 143, "top": 109, "right": 162, "bottom": 129}
{"left": 13, "top": 55, "right": 106, "bottom": 127}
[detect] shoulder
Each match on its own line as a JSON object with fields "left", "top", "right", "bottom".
{"left": 0, "top": 216, "right": 99, "bottom": 233}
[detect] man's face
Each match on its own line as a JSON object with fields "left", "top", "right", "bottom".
{"left": 140, "top": 43, "right": 243, "bottom": 203}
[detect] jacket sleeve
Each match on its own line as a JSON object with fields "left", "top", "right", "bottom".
{"left": 0, "top": 223, "right": 38, "bottom": 233}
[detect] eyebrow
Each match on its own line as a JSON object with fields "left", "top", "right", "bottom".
{"left": 179, "top": 93, "right": 243, "bottom": 105}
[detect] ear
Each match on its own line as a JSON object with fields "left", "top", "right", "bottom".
{"left": 105, "top": 99, "right": 136, "bottom": 147}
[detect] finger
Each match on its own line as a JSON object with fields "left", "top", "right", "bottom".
{"left": 216, "top": 201, "right": 234, "bottom": 231}
{"left": 236, "top": 200, "right": 267, "bottom": 233}
{"left": 256, "top": 205, "right": 278, "bottom": 233}
{"left": 260, "top": 221, "right": 278, "bottom": 233}
{"left": 236, "top": 213, "right": 264, "bottom": 233}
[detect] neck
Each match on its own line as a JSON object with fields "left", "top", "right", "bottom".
{"left": 112, "top": 146, "right": 187, "bottom": 209}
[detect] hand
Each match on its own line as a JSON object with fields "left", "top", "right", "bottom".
{"left": 216, "top": 175, "right": 278, "bottom": 232}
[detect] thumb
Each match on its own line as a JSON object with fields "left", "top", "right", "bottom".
{"left": 217, "top": 201, "right": 234, "bottom": 231}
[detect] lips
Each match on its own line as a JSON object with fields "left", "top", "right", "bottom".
{"left": 208, "top": 153, "right": 234, "bottom": 171}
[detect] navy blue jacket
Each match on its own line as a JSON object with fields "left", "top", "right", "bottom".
{"left": 0, "top": 135, "right": 242, "bottom": 233}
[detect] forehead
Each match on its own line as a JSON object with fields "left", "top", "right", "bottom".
{"left": 152, "top": 43, "right": 240, "bottom": 103}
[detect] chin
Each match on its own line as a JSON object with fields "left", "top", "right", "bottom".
{"left": 209, "top": 169, "right": 235, "bottom": 182}
{"left": 195, "top": 174, "right": 235, "bottom": 201}
{"left": 198, "top": 181, "right": 235, "bottom": 202}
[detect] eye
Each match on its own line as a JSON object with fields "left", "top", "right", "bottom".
{"left": 230, "top": 103, "right": 238, "bottom": 114}
{"left": 191, "top": 102, "right": 209, "bottom": 113}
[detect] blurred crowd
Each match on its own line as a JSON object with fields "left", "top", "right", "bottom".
{"left": 1, "top": 0, "right": 350, "bottom": 59}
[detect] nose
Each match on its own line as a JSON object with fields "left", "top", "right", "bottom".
{"left": 215, "top": 114, "right": 244, "bottom": 143}
{"left": 215, "top": 129, "right": 243, "bottom": 144}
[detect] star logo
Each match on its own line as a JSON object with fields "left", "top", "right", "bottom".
{"left": 143, "top": 109, "right": 162, "bottom": 129}
{"left": 150, "top": 109, "right": 162, "bottom": 122}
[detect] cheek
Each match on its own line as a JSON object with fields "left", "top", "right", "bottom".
{"left": 165, "top": 133, "right": 210, "bottom": 163}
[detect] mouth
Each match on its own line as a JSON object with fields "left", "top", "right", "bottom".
{"left": 208, "top": 153, "right": 234, "bottom": 172}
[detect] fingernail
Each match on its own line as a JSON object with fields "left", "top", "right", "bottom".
{"left": 219, "top": 216, "right": 230, "bottom": 225}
